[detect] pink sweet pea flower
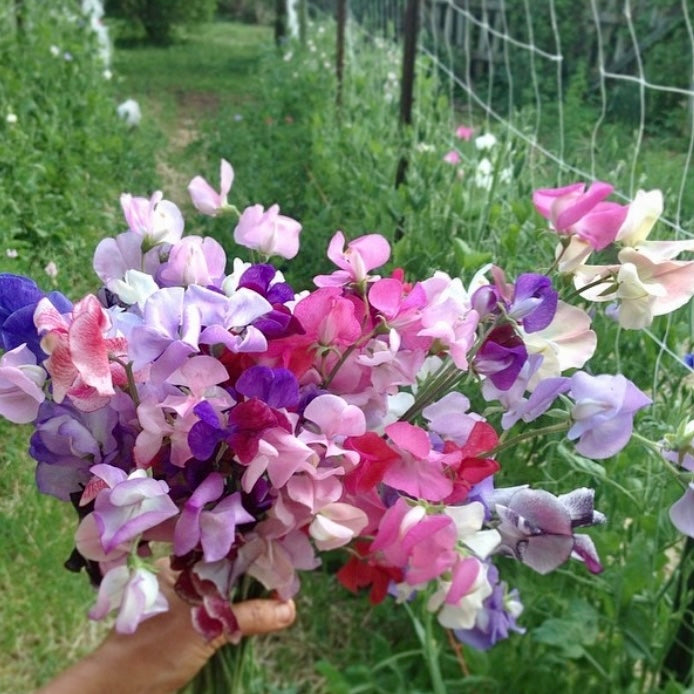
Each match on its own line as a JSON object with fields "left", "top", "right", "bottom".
{"left": 532, "top": 181, "right": 628, "bottom": 250}
{"left": 443, "top": 150, "right": 461, "bottom": 165}
{"left": 455, "top": 124, "right": 474, "bottom": 140}
{"left": 382, "top": 421, "right": 453, "bottom": 501}
{"left": 314, "top": 231, "right": 391, "bottom": 287}
{"left": 157, "top": 236, "right": 227, "bottom": 288}
{"left": 188, "top": 159, "right": 234, "bottom": 216}
{"left": 89, "top": 565, "right": 168, "bottom": 634}
{"left": 0, "top": 344, "right": 46, "bottom": 423}
{"left": 234, "top": 204, "right": 302, "bottom": 259}
{"left": 34, "top": 295, "right": 129, "bottom": 411}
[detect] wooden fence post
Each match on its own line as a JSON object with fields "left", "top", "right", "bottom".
{"left": 394, "top": 0, "right": 420, "bottom": 241}
{"left": 336, "top": 0, "right": 347, "bottom": 107}
{"left": 275, "top": 0, "right": 287, "bottom": 46}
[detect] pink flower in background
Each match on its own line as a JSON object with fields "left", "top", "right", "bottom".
{"left": 120, "top": 191, "right": 184, "bottom": 246}
{"left": 455, "top": 124, "right": 474, "bottom": 140}
{"left": 443, "top": 150, "right": 461, "bottom": 165}
{"left": 314, "top": 231, "right": 391, "bottom": 287}
{"left": 188, "top": 158, "right": 234, "bottom": 216}
{"left": 234, "top": 204, "right": 302, "bottom": 259}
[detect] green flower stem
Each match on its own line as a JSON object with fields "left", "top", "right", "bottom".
{"left": 112, "top": 358, "right": 140, "bottom": 407}
{"left": 564, "top": 275, "right": 614, "bottom": 302}
{"left": 484, "top": 421, "right": 571, "bottom": 457}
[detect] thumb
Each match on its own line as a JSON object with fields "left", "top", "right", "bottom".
{"left": 232, "top": 598, "right": 296, "bottom": 637}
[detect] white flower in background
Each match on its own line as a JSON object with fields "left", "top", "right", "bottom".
{"left": 6, "top": 113, "right": 17, "bottom": 125}
{"left": 475, "top": 133, "right": 497, "bottom": 151}
{"left": 5, "top": 249, "right": 18, "bottom": 258}
{"left": 50, "top": 45, "right": 61, "bottom": 57}
{"left": 44, "top": 261, "right": 58, "bottom": 278}
{"left": 475, "top": 158, "right": 493, "bottom": 190}
{"left": 103, "top": 69, "right": 112, "bottom": 80}
{"left": 117, "top": 99, "right": 142, "bottom": 127}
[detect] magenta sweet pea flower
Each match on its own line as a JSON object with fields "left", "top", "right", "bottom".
{"left": 532, "top": 181, "right": 628, "bottom": 250}
{"left": 188, "top": 159, "right": 234, "bottom": 217}
{"left": 443, "top": 150, "right": 462, "bottom": 165}
{"left": 234, "top": 204, "right": 302, "bottom": 259}
{"left": 567, "top": 372, "right": 651, "bottom": 459}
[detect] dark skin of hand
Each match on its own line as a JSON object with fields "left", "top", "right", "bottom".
{"left": 36, "top": 560, "right": 296, "bottom": 694}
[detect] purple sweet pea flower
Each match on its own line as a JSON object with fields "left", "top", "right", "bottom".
{"left": 30, "top": 396, "right": 137, "bottom": 501}
{"left": 91, "top": 464, "right": 179, "bottom": 554}
{"left": 474, "top": 324, "right": 528, "bottom": 390}
{"left": 235, "top": 365, "right": 299, "bottom": 409}
{"left": 174, "top": 472, "right": 254, "bottom": 561}
{"left": 567, "top": 372, "right": 651, "bottom": 459}
{"left": 0, "top": 273, "right": 71, "bottom": 359}
{"left": 454, "top": 565, "right": 524, "bottom": 650}
{"left": 509, "top": 274, "right": 558, "bottom": 333}
{"left": 494, "top": 486, "right": 605, "bottom": 574}
{"left": 670, "top": 483, "right": 694, "bottom": 537}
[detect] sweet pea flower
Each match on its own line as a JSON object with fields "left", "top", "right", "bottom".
{"left": 520, "top": 301, "right": 596, "bottom": 389}
{"left": 455, "top": 565, "right": 524, "bottom": 650}
{"left": 456, "top": 124, "right": 474, "bottom": 140}
{"left": 532, "top": 181, "right": 628, "bottom": 250}
{"left": 174, "top": 472, "right": 254, "bottom": 561}
{"left": 90, "top": 464, "right": 178, "bottom": 553}
{"left": 574, "top": 249, "right": 694, "bottom": 330}
{"left": 474, "top": 324, "right": 527, "bottom": 391}
{"left": 475, "top": 133, "right": 497, "bottom": 150}
{"left": 427, "top": 557, "right": 493, "bottom": 629}
{"left": 314, "top": 231, "right": 391, "bottom": 287}
{"left": 89, "top": 565, "right": 168, "bottom": 634}
{"left": 34, "top": 294, "right": 129, "bottom": 411}
{"left": 0, "top": 344, "right": 46, "bottom": 423}
{"left": 494, "top": 487, "right": 605, "bottom": 574}
{"left": 120, "top": 191, "right": 184, "bottom": 246}
{"left": 661, "top": 419, "right": 694, "bottom": 471}
{"left": 309, "top": 502, "right": 369, "bottom": 550}
{"left": 0, "top": 273, "right": 72, "bottom": 359}
{"left": 234, "top": 204, "right": 302, "bottom": 259}
{"left": 157, "top": 236, "right": 227, "bottom": 288}
{"left": 508, "top": 274, "right": 558, "bottom": 333}
{"left": 669, "top": 484, "right": 694, "bottom": 537}
{"left": 188, "top": 159, "right": 234, "bottom": 216}
{"left": 567, "top": 372, "right": 651, "bottom": 459}
{"left": 443, "top": 150, "right": 461, "bottom": 165}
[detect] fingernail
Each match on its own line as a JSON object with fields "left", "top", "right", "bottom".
{"left": 275, "top": 602, "right": 294, "bottom": 623}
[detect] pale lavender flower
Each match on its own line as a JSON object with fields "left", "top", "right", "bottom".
{"left": 174, "top": 472, "right": 254, "bottom": 561}
{"left": 670, "top": 483, "right": 694, "bottom": 537}
{"left": 89, "top": 565, "right": 168, "bottom": 634}
{"left": 91, "top": 464, "right": 178, "bottom": 554}
{"left": 567, "top": 372, "right": 651, "bottom": 459}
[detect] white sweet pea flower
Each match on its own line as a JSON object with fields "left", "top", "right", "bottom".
{"left": 109, "top": 269, "right": 159, "bottom": 309}
{"left": 444, "top": 502, "right": 501, "bottom": 558}
{"left": 475, "top": 133, "right": 497, "bottom": 150}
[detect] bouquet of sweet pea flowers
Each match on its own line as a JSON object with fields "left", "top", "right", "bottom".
{"left": 2, "top": 158, "right": 694, "bottom": 689}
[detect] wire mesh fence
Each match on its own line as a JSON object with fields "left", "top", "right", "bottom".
{"left": 307, "top": 0, "right": 694, "bottom": 237}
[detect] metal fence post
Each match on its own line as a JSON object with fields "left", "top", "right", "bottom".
{"left": 394, "top": 0, "right": 420, "bottom": 241}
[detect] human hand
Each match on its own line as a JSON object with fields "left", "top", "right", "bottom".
{"left": 37, "top": 559, "right": 296, "bottom": 694}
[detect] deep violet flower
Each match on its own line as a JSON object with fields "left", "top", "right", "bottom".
{"left": 474, "top": 324, "right": 528, "bottom": 390}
